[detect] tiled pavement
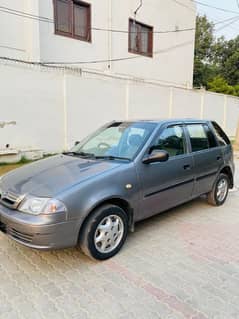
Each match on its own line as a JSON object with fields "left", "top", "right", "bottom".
{"left": 0, "top": 160, "right": 239, "bottom": 319}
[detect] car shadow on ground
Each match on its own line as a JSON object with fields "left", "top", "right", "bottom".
{"left": 2, "top": 196, "right": 210, "bottom": 268}
{"left": 124, "top": 196, "right": 209, "bottom": 246}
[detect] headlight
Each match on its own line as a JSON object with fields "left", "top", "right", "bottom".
{"left": 18, "top": 197, "right": 67, "bottom": 215}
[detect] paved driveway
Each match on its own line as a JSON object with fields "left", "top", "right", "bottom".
{"left": 0, "top": 159, "right": 239, "bottom": 319}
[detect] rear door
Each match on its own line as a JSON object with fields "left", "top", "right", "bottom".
{"left": 211, "top": 121, "right": 234, "bottom": 169}
{"left": 185, "top": 123, "right": 223, "bottom": 196}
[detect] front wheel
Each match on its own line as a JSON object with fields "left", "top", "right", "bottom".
{"left": 80, "top": 205, "right": 128, "bottom": 260}
{"left": 207, "top": 173, "right": 229, "bottom": 206}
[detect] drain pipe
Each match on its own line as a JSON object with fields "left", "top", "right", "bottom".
{"left": 134, "top": 0, "right": 143, "bottom": 18}
{"left": 63, "top": 71, "right": 68, "bottom": 151}
{"left": 107, "top": 0, "right": 112, "bottom": 69}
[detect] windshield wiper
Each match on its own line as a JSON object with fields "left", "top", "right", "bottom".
{"left": 63, "top": 152, "right": 130, "bottom": 161}
{"left": 62, "top": 151, "right": 79, "bottom": 156}
{"left": 95, "top": 155, "right": 131, "bottom": 161}
{"left": 77, "top": 152, "right": 96, "bottom": 157}
{"left": 62, "top": 151, "right": 95, "bottom": 158}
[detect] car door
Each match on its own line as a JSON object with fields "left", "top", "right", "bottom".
{"left": 185, "top": 123, "right": 223, "bottom": 196}
{"left": 136, "top": 124, "right": 195, "bottom": 221}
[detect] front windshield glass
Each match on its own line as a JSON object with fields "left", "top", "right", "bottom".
{"left": 71, "top": 122, "right": 157, "bottom": 160}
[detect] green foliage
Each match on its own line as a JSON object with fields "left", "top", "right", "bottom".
{"left": 207, "top": 76, "right": 236, "bottom": 95}
{"left": 194, "top": 15, "right": 239, "bottom": 96}
{"left": 234, "top": 84, "right": 239, "bottom": 96}
{"left": 193, "top": 59, "right": 217, "bottom": 88}
{"left": 223, "top": 51, "right": 239, "bottom": 85}
{"left": 18, "top": 156, "right": 32, "bottom": 164}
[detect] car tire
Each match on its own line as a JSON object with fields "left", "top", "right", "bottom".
{"left": 207, "top": 173, "right": 230, "bottom": 206}
{"left": 79, "top": 204, "right": 128, "bottom": 260}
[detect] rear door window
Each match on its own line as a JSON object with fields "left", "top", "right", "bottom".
{"left": 203, "top": 124, "right": 218, "bottom": 148}
{"left": 187, "top": 124, "right": 210, "bottom": 152}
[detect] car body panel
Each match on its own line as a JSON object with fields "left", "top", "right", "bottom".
{"left": 56, "top": 161, "right": 140, "bottom": 222}
{"left": 191, "top": 147, "right": 224, "bottom": 196}
{"left": 135, "top": 123, "right": 195, "bottom": 220}
{"left": 221, "top": 144, "right": 235, "bottom": 176}
{"left": 136, "top": 153, "right": 195, "bottom": 221}
{"left": 0, "top": 209, "right": 79, "bottom": 249}
{"left": 0, "top": 119, "right": 235, "bottom": 250}
{"left": 1, "top": 154, "right": 122, "bottom": 197}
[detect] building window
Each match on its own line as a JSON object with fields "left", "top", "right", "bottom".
{"left": 54, "top": 0, "right": 91, "bottom": 42}
{"left": 129, "top": 19, "right": 153, "bottom": 57}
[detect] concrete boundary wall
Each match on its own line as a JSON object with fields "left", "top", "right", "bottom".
{"left": 0, "top": 61, "right": 239, "bottom": 152}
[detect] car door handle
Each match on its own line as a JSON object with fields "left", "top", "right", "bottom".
{"left": 217, "top": 156, "right": 222, "bottom": 161}
{"left": 183, "top": 164, "right": 191, "bottom": 170}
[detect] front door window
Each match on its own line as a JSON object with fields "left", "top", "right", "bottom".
{"left": 153, "top": 125, "right": 187, "bottom": 157}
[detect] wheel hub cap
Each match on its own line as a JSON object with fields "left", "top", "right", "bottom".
{"left": 94, "top": 215, "right": 124, "bottom": 254}
{"left": 216, "top": 178, "right": 228, "bottom": 202}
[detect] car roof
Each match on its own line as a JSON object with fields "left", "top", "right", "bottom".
{"left": 122, "top": 119, "right": 212, "bottom": 125}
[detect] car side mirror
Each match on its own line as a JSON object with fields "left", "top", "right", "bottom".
{"left": 142, "top": 150, "right": 169, "bottom": 164}
{"left": 74, "top": 141, "right": 80, "bottom": 146}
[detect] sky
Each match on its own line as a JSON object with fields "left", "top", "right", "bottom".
{"left": 196, "top": 0, "right": 239, "bottom": 39}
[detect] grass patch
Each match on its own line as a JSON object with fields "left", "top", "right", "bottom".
{"left": 0, "top": 156, "right": 34, "bottom": 167}
{"left": 0, "top": 154, "right": 57, "bottom": 176}
{"left": 0, "top": 163, "right": 25, "bottom": 176}
{"left": 18, "top": 156, "right": 34, "bottom": 165}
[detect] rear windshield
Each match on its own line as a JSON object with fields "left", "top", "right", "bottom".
{"left": 212, "top": 122, "right": 230, "bottom": 146}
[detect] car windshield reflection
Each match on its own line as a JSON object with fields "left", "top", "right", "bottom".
{"left": 70, "top": 122, "right": 157, "bottom": 160}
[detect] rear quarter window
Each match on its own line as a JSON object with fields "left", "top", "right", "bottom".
{"left": 212, "top": 122, "right": 231, "bottom": 146}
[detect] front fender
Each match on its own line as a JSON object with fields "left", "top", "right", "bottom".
{"left": 57, "top": 162, "right": 140, "bottom": 228}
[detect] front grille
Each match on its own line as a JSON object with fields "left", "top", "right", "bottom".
{"left": 0, "top": 190, "right": 24, "bottom": 209}
{"left": 0, "top": 220, "right": 33, "bottom": 243}
{"left": 7, "top": 227, "right": 33, "bottom": 243}
{"left": 0, "top": 221, "right": 6, "bottom": 233}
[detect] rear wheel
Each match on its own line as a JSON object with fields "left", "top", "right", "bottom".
{"left": 207, "top": 173, "right": 229, "bottom": 206}
{"left": 80, "top": 204, "right": 128, "bottom": 260}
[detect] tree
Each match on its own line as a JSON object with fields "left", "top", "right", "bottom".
{"left": 194, "top": 15, "right": 214, "bottom": 61}
{"left": 193, "top": 60, "right": 217, "bottom": 88}
{"left": 193, "top": 15, "right": 239, "bottom": 95}
{"left": 223, "top": 51, "right": 239, "bottom": 85}
{"left": 193, "top": 15, "right": 217, "bottom": 87}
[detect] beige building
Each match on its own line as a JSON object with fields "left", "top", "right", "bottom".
{"left": 0, "top": 0, "right": 196, "bottom": 88}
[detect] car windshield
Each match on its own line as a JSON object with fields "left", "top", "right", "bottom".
{"left": 70, "top": 122, "right": 157, "bottom": 160}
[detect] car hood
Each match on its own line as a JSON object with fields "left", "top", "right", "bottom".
{"left": 1, "top": 155, "right": 121, "bottom": 197}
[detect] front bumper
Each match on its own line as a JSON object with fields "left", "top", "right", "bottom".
{"left": 0, "top": 204, "right": 79, "bottom": 250}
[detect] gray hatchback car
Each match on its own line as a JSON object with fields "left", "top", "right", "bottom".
{"left": 0, "top": 120, "right": 234, "bottom": 260}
